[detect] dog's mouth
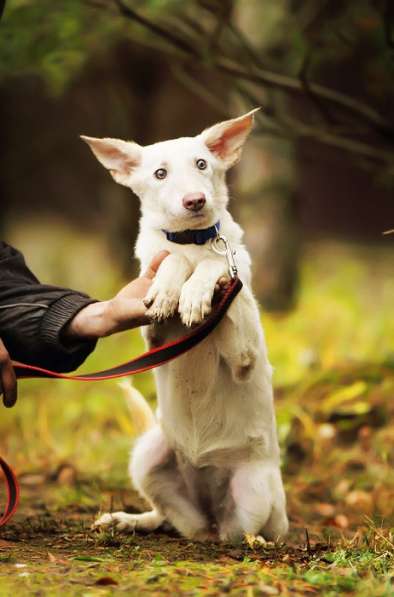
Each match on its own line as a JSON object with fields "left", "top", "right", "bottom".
{"left": 165, "top": 204, "right": 217, "bottom": 231}
{"left": 186, "top": 212, "right": 215, "bottom": 229}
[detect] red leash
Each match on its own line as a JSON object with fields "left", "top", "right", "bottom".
{"left": 0, "top": 277, "right": 242, "bottom": 527}
{"left": 0, "top": 457, "right": 20, "bottom": 527}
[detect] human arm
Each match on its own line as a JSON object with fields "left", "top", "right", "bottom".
{"left": 0, "top": 241, "right": 168, "bottom": 406}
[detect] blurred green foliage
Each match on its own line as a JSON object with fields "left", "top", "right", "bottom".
{"left": 2, "top": 0, "right": 393, "bottom": 101}
{"left": 0, "top": 0, "right": 181, "bottom": 93}
{"left": 2, "top": 0, "right": 393, "bottom": 179}
{"left": 1, "top": 0, "right": 123, "bottom": 93}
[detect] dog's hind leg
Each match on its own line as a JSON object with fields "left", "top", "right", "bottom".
{"left": 94, "top": 509, "right": 164, "bottom": 532}
{"left": 94, "top": 425, "right": 168, "bottom": 533}
{"left": 96, "top": 426, "right": 209, "bottom": 539}
{"left": 132, "top": 428, "right": 210, "bottom": 540}
{"left": 218, "top": 461, "right": 288, "bottom": 544}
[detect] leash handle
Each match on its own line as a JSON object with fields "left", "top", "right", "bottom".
{"left": 1, "top": 277, "right": 242, "bottom": 527}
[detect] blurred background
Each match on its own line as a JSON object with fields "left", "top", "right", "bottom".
{"left": 1, "top": 0, "right": 394, "bottom": 532}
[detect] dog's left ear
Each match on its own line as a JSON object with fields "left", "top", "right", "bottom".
{"left": 200, "top": 108, "right": 260, "bottom": 168}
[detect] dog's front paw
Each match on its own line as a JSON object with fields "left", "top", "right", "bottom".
{"left": 144, "top": 282, "right": 180, "bottom": 322}
{"left": 179, "top": 278, "right": 213, "bottom": 327}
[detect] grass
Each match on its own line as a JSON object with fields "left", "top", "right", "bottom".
{"left": 0, "top": 504, "right": 393, "bottom": 595}
{"left": 1, "top": 220, "right": 394, "bottom": 595}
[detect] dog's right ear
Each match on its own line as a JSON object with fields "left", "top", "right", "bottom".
{"left": 80, "top": 136, "right": 142, "bottom": 187}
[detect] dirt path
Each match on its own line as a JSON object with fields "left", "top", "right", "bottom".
{"left": 0, "top": 479, "right": 392, "bottom": 596}
{"left": 0, "top": 506, "right": 325, "bottom": 596}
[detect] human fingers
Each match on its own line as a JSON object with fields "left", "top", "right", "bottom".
{"left": 142, "top": 251, "right": 170, "bottom": 280}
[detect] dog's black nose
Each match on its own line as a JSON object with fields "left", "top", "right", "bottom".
{"left": 182, "top": 193, "right": 206, "bottom": 212}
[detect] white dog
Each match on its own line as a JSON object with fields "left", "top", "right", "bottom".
{"left": 82, "top": 110, "right": 288, "bottom": 543}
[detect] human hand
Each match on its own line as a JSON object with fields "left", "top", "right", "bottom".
{"left": 65, "top": 251, "right": 170, "bottom": 340}
{"left": 0, "top": 338, "right": 17, "bottom": 408}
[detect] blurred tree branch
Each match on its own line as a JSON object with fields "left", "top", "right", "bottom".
{"left": 104, "top": 0, "right": 394, "bottom": 173}
{"left": 113, "top": 0, "right": 198, "bottom": 56}
{"left": 2, "top": 0, "right": 394, "bottom": 176}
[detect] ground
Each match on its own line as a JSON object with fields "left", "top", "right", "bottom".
{"left": 0, "top": 227, "right": 394, "bottom": 595}
{"left": 1, "top": 378, "right": 394, "bottom": 597}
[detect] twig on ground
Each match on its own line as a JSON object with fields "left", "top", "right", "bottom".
{"left": 305, "top": 528, "right": 312, "bottom": 555}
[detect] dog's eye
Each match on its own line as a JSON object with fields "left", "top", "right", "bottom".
{"left": 154, "top": 168, "right": 167, "bottom": 180}
{"left": 196, "top": 159, "right": 207, "bottom": 170}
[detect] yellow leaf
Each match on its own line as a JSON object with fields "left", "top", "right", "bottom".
{"left": 322, "top": 381, "right": 368, "bottom": 413}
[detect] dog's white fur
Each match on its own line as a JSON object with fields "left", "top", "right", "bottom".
{"left": 83, "top": 110, "right": 288, "bottom": 543}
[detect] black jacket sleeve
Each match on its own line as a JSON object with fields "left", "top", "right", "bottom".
{"left": 0, "top": 241, "right": 97, "bottom": 371}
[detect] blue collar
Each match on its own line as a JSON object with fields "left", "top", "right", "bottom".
{"left": 163, "top": 221, "right": 220, "bottom": 245}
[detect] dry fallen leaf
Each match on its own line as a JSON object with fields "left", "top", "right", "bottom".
{"left": 0, "top": 539, "right": 16, "bottom": 549}
{"left": 56, "top": 464, "right": 77, "bottom": 486}
{"left": 318, "top": 424, "right": 336, "bottom": 440}
{"left": 314, "top": 502, "right": 335, "bottom": 517}
{"left": 258, "top": 583, "right": 279, "bottom": 595}
{"left": 94, "top": 577, "right": 119, "bottom": 586}
{"left": 335, "top": 479, "right": 352, "bottom": 497}
{"left": 333, "top": 567, "right": 355, "bottom": 576}
{"left": 334, "top": 514, "right": 349, "bottom": 529}
{"left": 47, "top": 552, "right": 69, "bottom": 565}
{"left": 19, "top": 473, "right": 46, "bottom": 486}
{"left": 324, "top": 514, "right": 349, "bottom": 529}
{"left": 345, "top": 490, "right": 373, "bottom": 514}
{"left": 374, "top": 487, "right": 394, "bottom": 517}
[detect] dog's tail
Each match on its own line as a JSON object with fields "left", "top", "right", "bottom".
{"left": 118, "top": 380, "right": 156, "bottom": 435}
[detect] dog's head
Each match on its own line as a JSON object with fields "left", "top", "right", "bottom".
{"left": 81, "top": 109, "right": 258, "bottom": 231}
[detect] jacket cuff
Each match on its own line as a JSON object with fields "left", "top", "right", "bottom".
{"left": 39, "top": 293, "right": 98, "bottom": 358}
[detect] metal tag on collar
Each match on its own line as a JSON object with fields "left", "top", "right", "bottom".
{"left": 210, "top": 228, "right": 238, "bottom": 279}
